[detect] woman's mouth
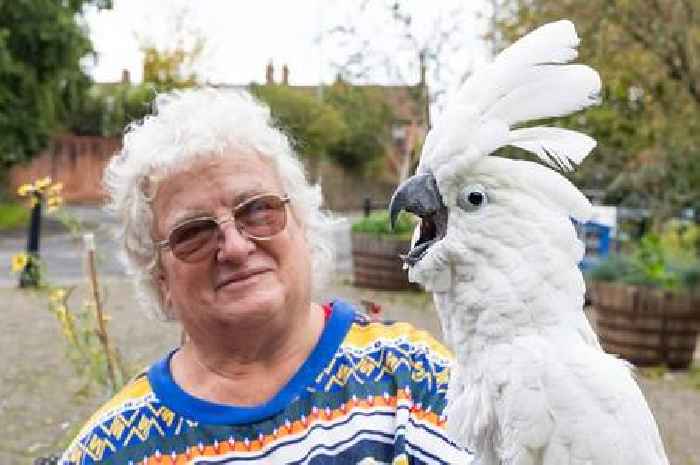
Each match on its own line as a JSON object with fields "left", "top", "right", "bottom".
{"left": 215, "top": 269, "right": 270, "bottom": 291}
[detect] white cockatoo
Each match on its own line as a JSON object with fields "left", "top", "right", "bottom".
{"left": 388, "top": 20, "right": 669, "bottom": 465}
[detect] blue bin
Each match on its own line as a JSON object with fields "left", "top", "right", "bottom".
{"left": 573, "top": 220, "right": 611, "bottom": 271}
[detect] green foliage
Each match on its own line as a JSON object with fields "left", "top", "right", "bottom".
{"left": 142, "top": 46, "right": 200, "bottom": 92}
{"left": 494, "top": 0, "right": 700, "bottom": 221}
{"left": 324, "top": 83, "right": 395, "bottom": 173}
{"left": 587, "top": 253, "right": 639, "bottom": 282}
{"left": 0, "top": 0, "right": 111, "bottom": 171}
{"left": 632, "top": 234, "right": 680, "bottom": 288}
{"left": 588, "top": 226, "right": 700, "bottom": 290}
{"left": 639, "top": 364, "right": 700, "bottom": 391}
{"left": 688, "top": 365, "right": 700, "bottom": 391}
{"left": 253, "top": 83, "right": 396, "bottom": 173}
{"left": 47, "top": 285, "right": 129, "bottom": 394}
{"left": 0, "top": 201, "right": 29, "bottom": 230}
{"left": 9, "top": 195, "right": 129, "bottom": 394}
{"left": 67, "top": 83, "right": 156, "bottom": 137}
{"left": 659, "top": 220, "right": 700, "bottom": 263}
{"left": 660, "top": 220, "right": 700, "bottom": 289}
{"left": 351, "top": 210, "right": 415, "bottom": 239}
{"left": 251, "top": 84, "right": 346, "bottom": 159}
{"left": 638, "top": 365, "right": 668, "bottom": 380}
{"left": 137, "top": 4, "right": 205, "bottom": 93}
{"left": 11, "top": 252, "right": 47, "bottom": 288}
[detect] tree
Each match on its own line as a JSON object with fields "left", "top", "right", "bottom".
{"left": 493, "top": 0, "right": 700, "bottom": 222}
{"left": 250, "top": 84, "right": 347, "bottom": 162}
{"left": 251, "top": 82, "right": 395, "bottom": 176}
{"left": 138, "top": 6, "right": 205, "bottom": 91}
{"left": 325, "top": 0, "right": 471, "bottom": 109}
{"left": 323, "top": 81, "right": 395, "bottom": 174}
{"left": 0, "top": 0, "right": 111, "bottom": 172}
{"left": 68, "top": 4, "right": 205, "bottom": 139}
{"left": 323, "top": 1, "right": 472, "bottom": 180}
{"left": 67, "top": 82, "right": 157, "bottom": 137}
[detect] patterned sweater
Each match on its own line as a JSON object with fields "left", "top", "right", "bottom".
{"left": 60, "top": 300, "right": 474, "bottom": 464}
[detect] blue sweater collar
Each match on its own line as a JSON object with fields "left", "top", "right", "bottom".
{"left": 147, "top": 300, "right": 356, "bottom": 425}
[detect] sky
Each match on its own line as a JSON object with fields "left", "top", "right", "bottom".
{"left": 84, "top": 0, "right": 490, "bottom": 93}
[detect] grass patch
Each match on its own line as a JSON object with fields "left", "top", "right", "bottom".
{"left": 351, "top": 210, "right": 416, "bottom": 240}
{"left": 638, "top": 365, "right": 668, "bottom": 380}
{"left": 0, "top": 201, "right": 29, "bottom": 231}
{"left": 687, "top": 365, "right": 700, "bottom": 391}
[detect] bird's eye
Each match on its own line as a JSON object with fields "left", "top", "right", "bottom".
{"left": 457, "top": 184, "right": 488, "bottom": 212}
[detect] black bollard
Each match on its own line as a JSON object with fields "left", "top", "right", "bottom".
{"left": 363, "top": 197, "right": 372, "bottom": 218}
{"left": 19, "top": 191, "right": 42, "bottom": 288}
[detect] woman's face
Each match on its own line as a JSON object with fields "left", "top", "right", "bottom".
{"left": 152, "top": 153, "right": 312, "bottom": 337}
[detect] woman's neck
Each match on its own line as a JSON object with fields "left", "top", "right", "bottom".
{"left": 170, "top": 302, "right": 326, "bottom": 406}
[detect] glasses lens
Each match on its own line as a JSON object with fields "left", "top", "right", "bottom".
{"left": 169, "top": 218, "right": 218, "bottom": 262}
{"left": 236, "top": 195, "right": 287, "bottom": 239}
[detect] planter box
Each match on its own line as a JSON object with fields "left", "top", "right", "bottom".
{"left": 351, "top": 232, "right": 418, "bottom": 290}
{"left": 589, "top": 281, "right": 700, "bottom": 369}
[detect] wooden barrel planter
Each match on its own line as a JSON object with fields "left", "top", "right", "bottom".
{"left": 589, "top": 281, "right": 700, "bottom": 369}
{"left": 351, "top": 233, "right": 418, "bottom": 290}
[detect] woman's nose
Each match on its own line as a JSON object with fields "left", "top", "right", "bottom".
{"left": 216, "top": 221, "right": 255, "bottom": 263}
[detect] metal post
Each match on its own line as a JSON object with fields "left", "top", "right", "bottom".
{"left": 19, "top": 192, "right": 42, "bottom": 287}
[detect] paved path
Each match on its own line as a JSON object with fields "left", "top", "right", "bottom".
{"left": 0, "top": 206, "right": 123, "bottom": 287}
{"left": 1, "top": 278, "right": 699, "bottom": 465}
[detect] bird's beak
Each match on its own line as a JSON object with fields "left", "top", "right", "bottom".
{"left": 389, "top": 173, "right": 444, "bottom": 229}
{"left": 388, "top": 172, "right": 448, "bottom": 266}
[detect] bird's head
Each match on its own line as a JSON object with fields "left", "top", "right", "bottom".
{"left": 389, "top": 156, "right": 592, "bottom": 292}
{"left": 387, "top": 19, "right": 601, "bottom": 293}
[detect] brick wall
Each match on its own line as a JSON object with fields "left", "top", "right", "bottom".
{"left": 9, "top": 135, "right": 120, "bottom": 203}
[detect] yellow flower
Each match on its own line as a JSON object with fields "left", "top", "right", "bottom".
{"left": 11, "top": 253, "right": 28, "bottom": 273}
{"left": 55, "top": 305, "right": 78, "bottom": 345}
{"left": 48, "top": 182, "right": 63, "bottom": 193}
{"left": 55, "top": 304, "right": 68, "bottom": 319}
{"left": 34, "top": 177, "right": 52, "bottom": 190}
{"left": 17, "top": 184, "right": 35, "bottom": 197}
{"left": 47, "top": 195, "right": 63, "bottom": 206}
{"left": 49, "top": 288, "right": 67, "bottom": 304}
{"left": 47, "top": 195, "right": 63, "bottom": 213}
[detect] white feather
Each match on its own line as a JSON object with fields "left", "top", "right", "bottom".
{"left": 457, "top": 20, "right": 581, "bottom": 114}
{"left": 420, "top": 21, "right": 600, "bottom": 183}
{"left": 483, "top": 65, "right": 601, "bottom": 127}
{"left": 508, "top": 126, "right": 597, "bottom": 171}
{"left": 495, "top": 20, "right": 580, "bottom": 66}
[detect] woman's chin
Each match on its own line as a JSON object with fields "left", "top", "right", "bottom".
{"left": 213, "top": 276, "right": 286, "bottom": 324}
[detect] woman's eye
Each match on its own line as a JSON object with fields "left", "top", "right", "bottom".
{"left": 457, "top": 184, "right": 488, "bottom": 212}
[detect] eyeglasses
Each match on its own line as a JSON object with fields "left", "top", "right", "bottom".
{"left": 156, "top": 193, "right": 290, "bottom": 262}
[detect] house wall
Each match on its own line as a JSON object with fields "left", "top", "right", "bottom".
{"left": 315, "top": 161, "right": 397, "bottom": 212}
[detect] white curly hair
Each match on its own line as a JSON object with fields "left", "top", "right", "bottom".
{"left": 104, "top": 87, "right": 334, "bottom": 320}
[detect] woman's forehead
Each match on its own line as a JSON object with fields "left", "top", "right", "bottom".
{"left": 153, "top": 154, "right": 283, "bottom": 227}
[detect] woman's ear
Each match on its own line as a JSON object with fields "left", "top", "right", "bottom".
{"left": 157, "top": 266, "right": 172, "bottom": 312}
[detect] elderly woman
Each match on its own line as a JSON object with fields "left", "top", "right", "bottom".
{"left": 60, "top": 89, "right": 473, "bottom": 464}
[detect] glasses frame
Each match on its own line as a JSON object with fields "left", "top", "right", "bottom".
{"left": 155, "top": 193, "right": 290, "bottom": 260}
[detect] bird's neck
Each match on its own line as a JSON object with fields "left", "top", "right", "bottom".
{"left": 433, "top": 252, "right": 586, "bottom": 363}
